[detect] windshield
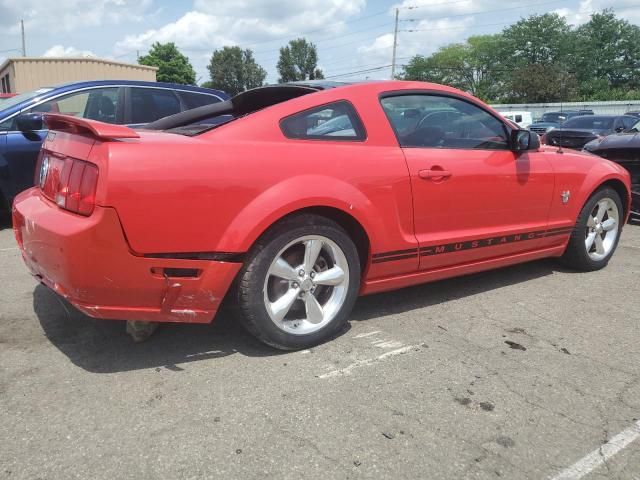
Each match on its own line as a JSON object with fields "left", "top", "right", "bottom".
{"left": 563, "top": 116, "right": 614, "bottom": 130}
{"left": 541, "top": 112, "right": 567, "bottom": 123}
{"left": 0, "top": 87, "right": 54, "bottom": 114}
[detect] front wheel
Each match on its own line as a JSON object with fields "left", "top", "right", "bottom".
{"left": 560, "top": 187, "right": 623, "bottom": 271}
{"left": 235, "top": 215, "right": 361, "bottom": 350}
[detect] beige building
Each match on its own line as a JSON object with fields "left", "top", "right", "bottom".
{"left": 0, "top": 57, "right": 158, "bottom": 94}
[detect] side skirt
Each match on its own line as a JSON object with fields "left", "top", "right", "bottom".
{"left": 360, "top": 244, "right": 566, "bottom": 295}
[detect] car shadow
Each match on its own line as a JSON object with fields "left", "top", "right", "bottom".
{"left": 350, "top": 258, "right": 563, "bottom": 322}
{"left": 33, "top": 258, "right": 565, "bottom": 374}
{"left": 33, "top": 284, "right": 287, "bottom": 374}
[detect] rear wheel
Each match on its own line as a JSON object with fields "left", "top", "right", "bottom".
{"left": 235, "top": 214, "right": 360, "bottom": 350}
{"left": 560, "top": 187, "right": 623, "bottom": 271}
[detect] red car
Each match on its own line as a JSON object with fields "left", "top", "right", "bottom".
{"left": 12, "top": 81, "right": 632, "bottom": 350}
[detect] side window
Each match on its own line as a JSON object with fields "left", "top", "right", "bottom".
{"left": 130, "top": 88, "right": 181, "bottom": 124}
{"left": 30, "top": 88, "right": 119, "bottom": 124}
{"left": 381, "top": 94, "right": 509, "bottom": 150}
{"left": 280, "top": 101, "right": 366, "bottom": 141}
{"left": 622, "top": 116, "right": 636, "bottom": 131}
{"left": 178, "top": 91, "right": 221, "bottom": 110}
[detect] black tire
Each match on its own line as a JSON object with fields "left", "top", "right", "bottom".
{"left": 234, "top": 214, "right": 361, "bottom": 350}
{"left": 560, "top": 187, "right": 624, "bottom": 271}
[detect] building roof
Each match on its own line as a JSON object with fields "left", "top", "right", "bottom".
{"left": 0, "top": 56, "right": 158, "bottom": 72}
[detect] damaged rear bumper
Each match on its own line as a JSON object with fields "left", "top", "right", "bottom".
{"left": 13, "top": 188, "right": 241, "bottom": 323}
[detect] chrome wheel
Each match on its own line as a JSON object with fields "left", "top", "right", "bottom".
{"left": 263, "top": 235, "right": 350, "bottom": 335}
{"left": 585, "top": 197, "right": 619, "bottom": 261}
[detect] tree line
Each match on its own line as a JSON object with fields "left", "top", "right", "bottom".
{"left": 138, "top": 38, "right": 323, "bottom": 96}
{"left": 137, "top": 9, "right": 639, "bottom": 103}
{"left": 400, "top": 9, "right": 640, "bottom": 103}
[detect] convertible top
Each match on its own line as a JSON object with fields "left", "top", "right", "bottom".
{"left": 145, "top": 84, "right": 325, "bottom": 131}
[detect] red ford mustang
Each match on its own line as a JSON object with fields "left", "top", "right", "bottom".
{"left": 12, "top": 81, "right": 632, "bottom": 349}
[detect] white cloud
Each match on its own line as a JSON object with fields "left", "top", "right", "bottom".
{"left": 115, "top": 0, "right": 366, "bottom": 54}
{"left": 43, "top": 45, "right": 96, "bottom": 58}
{"left": 555, "top": 0, "right": 640, "bottom": 25}
{"left": 0, "top": 0, "right": 154, "bottom": 33}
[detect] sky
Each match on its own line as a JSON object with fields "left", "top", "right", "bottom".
{"left": 0, "top": 0, "right": 638, "bottom": 86}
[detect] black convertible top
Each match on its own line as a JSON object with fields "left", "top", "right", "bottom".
{"left": 145, "top": 84, "right": 333, "bottom": 131}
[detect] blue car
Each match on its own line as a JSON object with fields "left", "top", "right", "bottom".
{"left": 0, "top": 80, "right": 228, "bottom": 210}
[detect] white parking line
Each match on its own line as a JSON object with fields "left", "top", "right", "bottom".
{"left": 317, "top": 344, "right": 424, "bottom": 379}
{"left": 354, "top": 331, "right": 381, "bottom": 338}
{"left": 550, "top": 420, "right": 640, "bottom": 480}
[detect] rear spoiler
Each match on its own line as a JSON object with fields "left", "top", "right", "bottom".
{"left": 44, "top": 114, "right": 140, "bottom": 139}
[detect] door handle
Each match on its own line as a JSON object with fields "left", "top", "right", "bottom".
{"left": 418, "top": 168, "right": 451, "bottom": 180}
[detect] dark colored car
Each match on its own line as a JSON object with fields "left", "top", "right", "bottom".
{"left": 624, "top": 110, "right": 640, "bottom": 118}
{"left": 0, "top": 80, "right": 228, "bottom": 210}
{"left": 529, "top": 110, "right": 594, "bottom": 135}
{"left": 583, "top": 124, "right": 640, "bottom": 221}
{"left": 544, "top": 115, "right": 637, "bottom": 150}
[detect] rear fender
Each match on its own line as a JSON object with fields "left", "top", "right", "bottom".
{"left": 216, "top": 174, "right": 380, "bottom": 253}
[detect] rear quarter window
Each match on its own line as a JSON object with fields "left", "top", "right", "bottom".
{"left": 178, "top": 91, "right": 222, "bottom": 110}
{"left": 280, "top": 101, "right": 366, "bottom": 141}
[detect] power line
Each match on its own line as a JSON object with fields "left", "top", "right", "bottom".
{"left": 401, "top": 0, "right": 569, "bottom": 22}
{"left": 325, "top": 65, "right": 393, "bottom": 79}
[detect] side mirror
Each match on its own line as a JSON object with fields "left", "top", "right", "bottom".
{"left": 615, "top": 126, "right": 625, "bottom": 133}
{"left": 15, "top": 113, "right": 44, "bottom": 132}
{"left": 511, "top": 129, "right": 540, "bottom": 151}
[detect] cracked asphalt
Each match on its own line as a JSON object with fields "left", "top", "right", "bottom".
{"left": 1, "top": 217, "right": 639, "bottom": 480}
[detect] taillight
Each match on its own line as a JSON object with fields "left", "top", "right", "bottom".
{"left": 38, "top": 152, "right": 98, "bottom": 216}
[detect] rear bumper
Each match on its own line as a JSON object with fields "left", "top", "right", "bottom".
{"left": 12, "top": 188, "right": 242, "bottom": 323}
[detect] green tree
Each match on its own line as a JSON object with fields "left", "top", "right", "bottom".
{"left": 138, "top": 42, "right": 196, "bottom": 85}
{"left": 508, "top": 64, "right": 576, "bottom": 103}
{"left": 277, "top": 38, "right": 324, "bottom": 82}
{"left": 501, "top": 13, "right": 574, "bottom": 67}
{"left": 207, "top": 46, "right": 267, "bottom": 96}
{"left": 573, "top": 10, "right": 640, "bottom": 98}
{"left": 400, "top": 35, "right": 506, "bottom": 101}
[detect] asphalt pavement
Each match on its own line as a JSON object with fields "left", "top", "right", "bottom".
{"left": 1, "top": 217, "right": 639, "bottom": 479}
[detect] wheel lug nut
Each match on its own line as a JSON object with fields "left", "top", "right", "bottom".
{"left": 292, "top": 282, "right": 299, "bottom": 288}
{"left": 310, "top": 271, "right": 315, "bottom": 278}
{"left": 298, "top": 269, "right": 305, "bottom": 276}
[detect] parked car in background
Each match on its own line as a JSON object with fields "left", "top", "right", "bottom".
{"left": 543, "top": 115, "right": 637, "bottom": 150}
{"left": 0, "top": 80, "right": 228, "bottom": 210}
{"left": 497, "top": 111, "right": 533, "bottom": 128}
{"left": 583, "top": 122, "right": 640, "bottom": 221}
{"left": 12, "top": 81, "right": 631, "bottom": 349}
{"left": 624, "top": 110, "right": 640, "bottom": 118}
{"left": 528, "top": 110, "right": 594, "bottom": 135}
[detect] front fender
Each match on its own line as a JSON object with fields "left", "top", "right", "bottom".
{"left": 550, "top": 153, "right": 632, "bottom": 227}
{"left": 577, "top": 160, "right": 632, "bottom": 216}
{"left": 214, "top": 174, "right": 381, "bottom": 252}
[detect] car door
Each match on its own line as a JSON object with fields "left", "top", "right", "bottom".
{"left": 0, "top": 130, "right": 7, "bottom": 206}
{"left": 0, "top": 87, "right": 121, "bottom": 201}
{"left": 380, "top": 92, "right": 555, "bottom": 271}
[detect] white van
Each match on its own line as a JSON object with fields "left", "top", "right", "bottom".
{"left": 497, "top": 111, "right": 533, "bottom": 129}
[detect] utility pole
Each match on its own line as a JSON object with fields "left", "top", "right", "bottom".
{"left": 21, "top": 20, "right": 26, "bottom": 57}
{"left": 390, "top": 8, "right": 399, "bottom": 80}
